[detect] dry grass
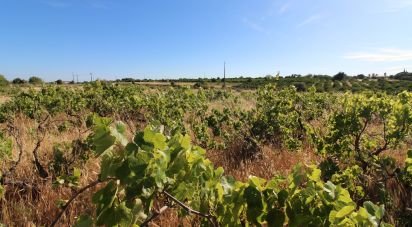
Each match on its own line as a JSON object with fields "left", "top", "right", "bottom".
{"left": 0, "top": 115, "right": 101, "bottom": 226}
{"left": 0, "top": 96, "right": 10, "bottom": 104}
{"left": 208, "top": 145, "right": 319, "bottom": 181}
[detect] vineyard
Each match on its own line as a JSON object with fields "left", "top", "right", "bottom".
{"left": 0, "top": 81, "right": 411, "bottom": 226}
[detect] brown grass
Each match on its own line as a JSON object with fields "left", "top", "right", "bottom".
{"left": 207, "top": 145, "right": 319, "bottom": 181}
{"left": 0, "top": 115, "right": 101, "bottom": 226}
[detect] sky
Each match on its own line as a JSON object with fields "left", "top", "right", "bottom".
{"left": 0, "top": 0, "right": 412, "bottom": 81}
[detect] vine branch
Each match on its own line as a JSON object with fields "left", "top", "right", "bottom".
{"left": 141, "top": 205, "right": 169, "bottom": 227}
{"left": 163, "top": 191, "right": 218, "bottom": 227}
{"left": 50, "top": 178, "right": 114, "bottom": 227}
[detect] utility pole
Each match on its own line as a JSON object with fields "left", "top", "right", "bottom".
{"left": 223, "top": 61, "right": 226, "bottom": 88}
{"left": 76, "top": 74, "right": 79, "bottom": 84}
{"left": 90, "top": 73, "right": 93, "bottom": 82}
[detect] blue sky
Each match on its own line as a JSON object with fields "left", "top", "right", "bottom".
{"left": 1, "top": 0, "right": 412, "bottom": 81}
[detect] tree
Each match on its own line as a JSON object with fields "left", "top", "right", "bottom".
{"left": 333, "top": 72, "right": 347, "bottom": 81}
{"left": 56, "top": 79, "right": 63, "bottom": 85}
{"left": 28, "top": 76, "right": 44, "bottom": 84}
{"left": 293, "top": 82, "right": 306, "bottom": 92}
{"left": 121, "top": 78, "right": 135, "bottom": 83}
{"left": 0, "top": 74, "right": 9, "bottom": 86}
{"left": 12, "top": 78, "right": 27, "bottom": 84}
{"left": 356, "top": 74, "right": 366, "bottom": 79}
{"left": 393, "top": 71, "right": 412, "bottom": 81}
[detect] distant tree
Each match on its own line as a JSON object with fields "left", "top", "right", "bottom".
{"left": 333, "top": 72, "right": 347, "bottom": 81}
{"left": 56, "top": 79, "right": 63, "bottom": 84}
{"left": 0, "top": 74, "right": 9, "bottom": 86}
{"left": 12, "top": 78, "right": 27, "bottom": 84}
{"left": 393, "top": 70, "right": 412, "bottom": 81}
{"left": 356, "top": 74, "right": 366, "bottom": 79}
{"left": 193, "top": 80, "right": 209, "bottom": 89}
{"left": 28, "top": 76, "right": 44, "bottom": 84}
{"left": 293, "top": 82, "right": 306, "bottom": 92}
{"left": 121, "top": 78, "right": 135, "bottom": 82}
{"left": 265, "top": 74, "right": 274, "bottom": 80}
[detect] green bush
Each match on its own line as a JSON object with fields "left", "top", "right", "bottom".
{"left": 0, "top": 75, "right": 9, "bottom": 86}
{"left": 28, "top": 76, "right": 44, "bottom": 84}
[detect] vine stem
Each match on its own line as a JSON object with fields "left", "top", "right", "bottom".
{"left": 163, "top": 191, "right": 219, "bottom": 227}
{"left": 50, "top": 178, "right": 114, "bottom": 227}
{"left": 141, "top": 205, "right": 169, "bottom": 226}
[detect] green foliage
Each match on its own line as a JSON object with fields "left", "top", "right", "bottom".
{"left": 77, "top": 117, "right": 391, "bottom": 226}
{"left": 333, "top": 72, "right": 348, "bottom": 81}
{"left": 312, "top": 92, "right": 412, "bottom": 161}
{"left": 0, "top": 81, "right": 410, "bottom": 225}
{"left": 28, "top": 76, "right": 44, "bottom": 84}
{"left": 0, "top": 132, "right": 12, "bottom": 161}
{"left": 252, "top": 84, "right": 331, "bottom": 150}
{"left": 12, "top": 78, "right": 26, "bottom": 84}
{"left": 402, "top": 150, "right": 412, "bottom": 186}
{"left": 49, "top": 140, "right": 90, "bottom": 188}
{"left": 406, "top": 150, "right": 412, "bottom": 176}
{"left": 0, "top": 75, "right": 9, "bottom": 87}
{"left": 331, "top": 165, "right": 365, "bottom": 202}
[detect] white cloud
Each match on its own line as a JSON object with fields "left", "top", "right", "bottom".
{"left": 279, "top": 3, "right": 290, "bottom": 14}
{"left": 243, "top": 18, "right": 267, "bottom": 33}
{"left": 344, "top": 49, "right": 412, "bottom": 62}
{"left": 297, "top": 14, "right": 322, "bottom": 27}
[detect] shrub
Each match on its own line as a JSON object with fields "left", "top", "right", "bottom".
{"left": 0, "top": 74, "right": 9, "bottom": 86}
{"left": 12, "top": 78, "right": 27, "bottom": 84}
{"left": 28, "top": 76, "right": 44, "bottom": 84}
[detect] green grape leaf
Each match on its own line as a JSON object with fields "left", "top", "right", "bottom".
{"left": 143, "top": 127, "right": 167, "bottom": 150}
{"left": 92, "top": 181, "right": 118, "bottom": 217}
{"left": 375, "top": 205, "right": 385, "bottom": 220}
{"left": 363, "top": 201, "right": 378, "bottom": 216}
{"left": 100, "top": 153, "right": 123, "bottom": 180}
{"left": 323, "top": 181, "right": 337, "bottom": 200}
{"left": 95, "top": 202, "right": 132, "bottom": 226}
{"left": 335, "top": 205, "right": 355, "bottom": 219}
{"left": 111, "top": 122, "right": 128, "bottom": 147}
{"left": 132, "top": 198, "right": 148, "bottom": 225}
{"left": 92, "top": 127, "right": 116, "bottom": 156}
{"left": 277, "top": 190, "right": 288, "bottom": 207}
{"left": 244, "top": 185, "right": 264, "bottom": 224}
